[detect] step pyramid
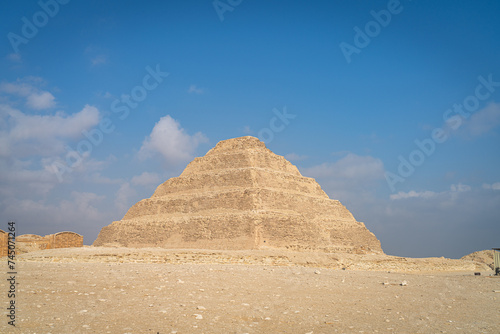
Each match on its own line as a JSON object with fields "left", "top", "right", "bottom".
{"left": 93, "top": 136, "right": 382, "bottom": 253}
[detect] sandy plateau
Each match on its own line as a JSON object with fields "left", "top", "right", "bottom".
{"left": 0, "top": 247, "right": 498, "bottom": 334}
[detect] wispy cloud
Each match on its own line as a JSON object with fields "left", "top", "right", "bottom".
{"left": 482, "top": 182, "right": 500, "bottom": 190}
{"left": 0, "top": 104, "right": 100, "bottom": 157}
{"left": 242, "top": 125, "right": 253, "bottom": 135}
{"left": 0, "top": 78, "right": 56, "bottom": 110}
{"left": 390, "top": 190, "right": 438, "bottom": 200}
{"left": 91, "top": 54, "right": 107, "bottom": 66}
{"left": 0, "top": 82, "right": 32, "bottom": 97}
{"left": 0, "top": 158, "right": 58, "bottom": 197}
{"left": 304, "top": 153, "right": 384, "bottom": 181}
{"left": 114, "top": 182, "right": 137, "bottom": 214}
{"left": 131, "top": 171, "right": 161, "bottom": 187}
{"left": 85, "top": 172, "right": 123, "bottom": 185}
{"left": 448, "top": 102, "right": 500, "bottom": 138}
{"left": 285, "top": 152, "right": 307, "bottom": 161}
{"left": 378, "top": 183, "right": 500, "bottom": 257}
{"left": 390, "top": 183, "right": 471, "bottom": 200}
{"left": 464, "top": 102, "right": 500, "bottom": 136}
{"left": 84, "top": 45, "right": 109, "bottom": 67}
{"left": 0, "top": 191, "right": 109, "bottom": 235}
{"left": 301, "top": 153, "right": 385, "bottom": 201}
{"left": 0, "top": 79, "right": 108, "bottom": 220}
{"left": 188, "top": 84, "right": 204, "bottom": 94}
{"left": 6, "top": 53, "right": 22, "bottom": 63}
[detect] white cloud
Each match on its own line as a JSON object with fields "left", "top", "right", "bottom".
{"left": 0, "top": 78, "right": 56, "bottom": 110}
{"left": 0, "top": 76, "right": 113, "bottom": 189}
{"left": 467, "top": 102, "right": 500, "bottom": 136}
{"left": 11, "top": 104, "right": 100, "bottom": 140}
{"left": 139, "top": 115, "right": 208, "bottom": 166}
{"left": 0, "top": 191, "right": 107, "bottom": 233}
{"left": 0, "top": 189, "right": 112, "bottom": 243}
{"left": 301, "top": 153, "right": 385, "bottom": 202}
{"left": 69, "top": 191, "right": 106, "bottom": 216}
{"left": 115, "top": 182, "right": 137, "bottom": 214}
{"left": 0, "top": 82, "right": 32, "bottom": 96}
{"left": 131, "top": 172, "right": 161, "bottom": 187}
{"left": 390, "top": 190, "right": 437, "bottom": 200}
{"left": 285, "top": 152, "right": 308, "bottom": 161}
{"left": 273, "top": 150, "right": 499, "bottom": 259}
{"left": 0, "top": 158, "right": 57, "bottom": 197}
{"left": 0, "top": 104, "right": 100, "bottom": 157}
{"left": 390, "top": 183, "right": 471, "bottom": 200}
{"left": 483, "top": 182, "right": 500, "bottom": 190}
{"left": 456, "top": 102, "right": 500, "bottom": 137}
{"left": 304, "top": 153, "right": 384, "bottom": 181}
{"left": 450, "top": 183, "right": 471, "bottom": 193}
{"left": 85, "top": 172, "right": 123, "bottom": 185}
{"left": 377, "top": 184, "right": 500, "bottom": 258}
{"left": 67, "top": 154, "right": 112, "bottom": 176}
{"left": 188, "top": 85, "right": 204, "bottom": 94}
{"left": 26, "top": 91, "right": 56, "bottom": 110}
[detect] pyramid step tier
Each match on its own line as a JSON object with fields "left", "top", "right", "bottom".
{"left": 124, "top": 188, "right": 355, "bottom": 221}
{"left": 94, "top": 211, "right": 381, "bottom": 253}
{"left": 154, "top": 168, "right": 327, "bottom": 198}
{"left": 181, "top": 150, "right": 300, "bottom": 176}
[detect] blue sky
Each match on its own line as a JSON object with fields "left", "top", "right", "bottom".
{"left": 1, "top": 0, "right": 499, "bottom": 258}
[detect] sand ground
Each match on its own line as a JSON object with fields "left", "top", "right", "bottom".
{"left": 1, "top": 248, "right": 499, "bottom": 334}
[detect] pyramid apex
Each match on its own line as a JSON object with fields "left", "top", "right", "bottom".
{"left": 182, "top": 135, "right": 298, "bottom": 176}
{"left": 206, "top": 136, "right": 267, "bottom": 155}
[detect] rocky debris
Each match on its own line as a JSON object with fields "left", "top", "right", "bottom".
{"left": 461, "top": 250, "right": 494, "bottom": 269}
{"left": 16, "top": 246, "right": 492, "bottom": 272}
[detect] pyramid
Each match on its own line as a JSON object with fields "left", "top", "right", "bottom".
{"left": 93, "top": 136, "right": 383, "bottom": 254}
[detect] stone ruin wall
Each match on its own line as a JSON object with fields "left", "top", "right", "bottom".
{"left": 0, "top": 230, "right": 7, "bottom": 257}
{"left": 16, "top": 234, "right": 50, "bottom": 251}
{"left": 0, "top": 231, "right": 83, "bottom": 256}
{"left": 47, "top": 232, "right": 84, "bottom": 249}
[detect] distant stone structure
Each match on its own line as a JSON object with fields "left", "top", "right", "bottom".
{"left": 94, "top": 136, "right": 383, "bottom": 254}
{"left": 12, "top": 231, "right": 83, "bottom": 255}
{"left": 0, "top": 230, "right": 7, "bottom": 257}
{"left": 47, "top": 231, "right": 84, "bottom": 249}
{"left": 17, "top": 234, "right": 50, "bottom": 250}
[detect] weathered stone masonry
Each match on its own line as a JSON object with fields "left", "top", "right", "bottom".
{"left": 0, "top": 231, "right": 83, "bottom": 256}
{"left": 0, "top": 230, "right": 7, "bottom": 257}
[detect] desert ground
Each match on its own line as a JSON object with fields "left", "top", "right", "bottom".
{"left": 1, "top": 247, "right": 499, "bottom": 334}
